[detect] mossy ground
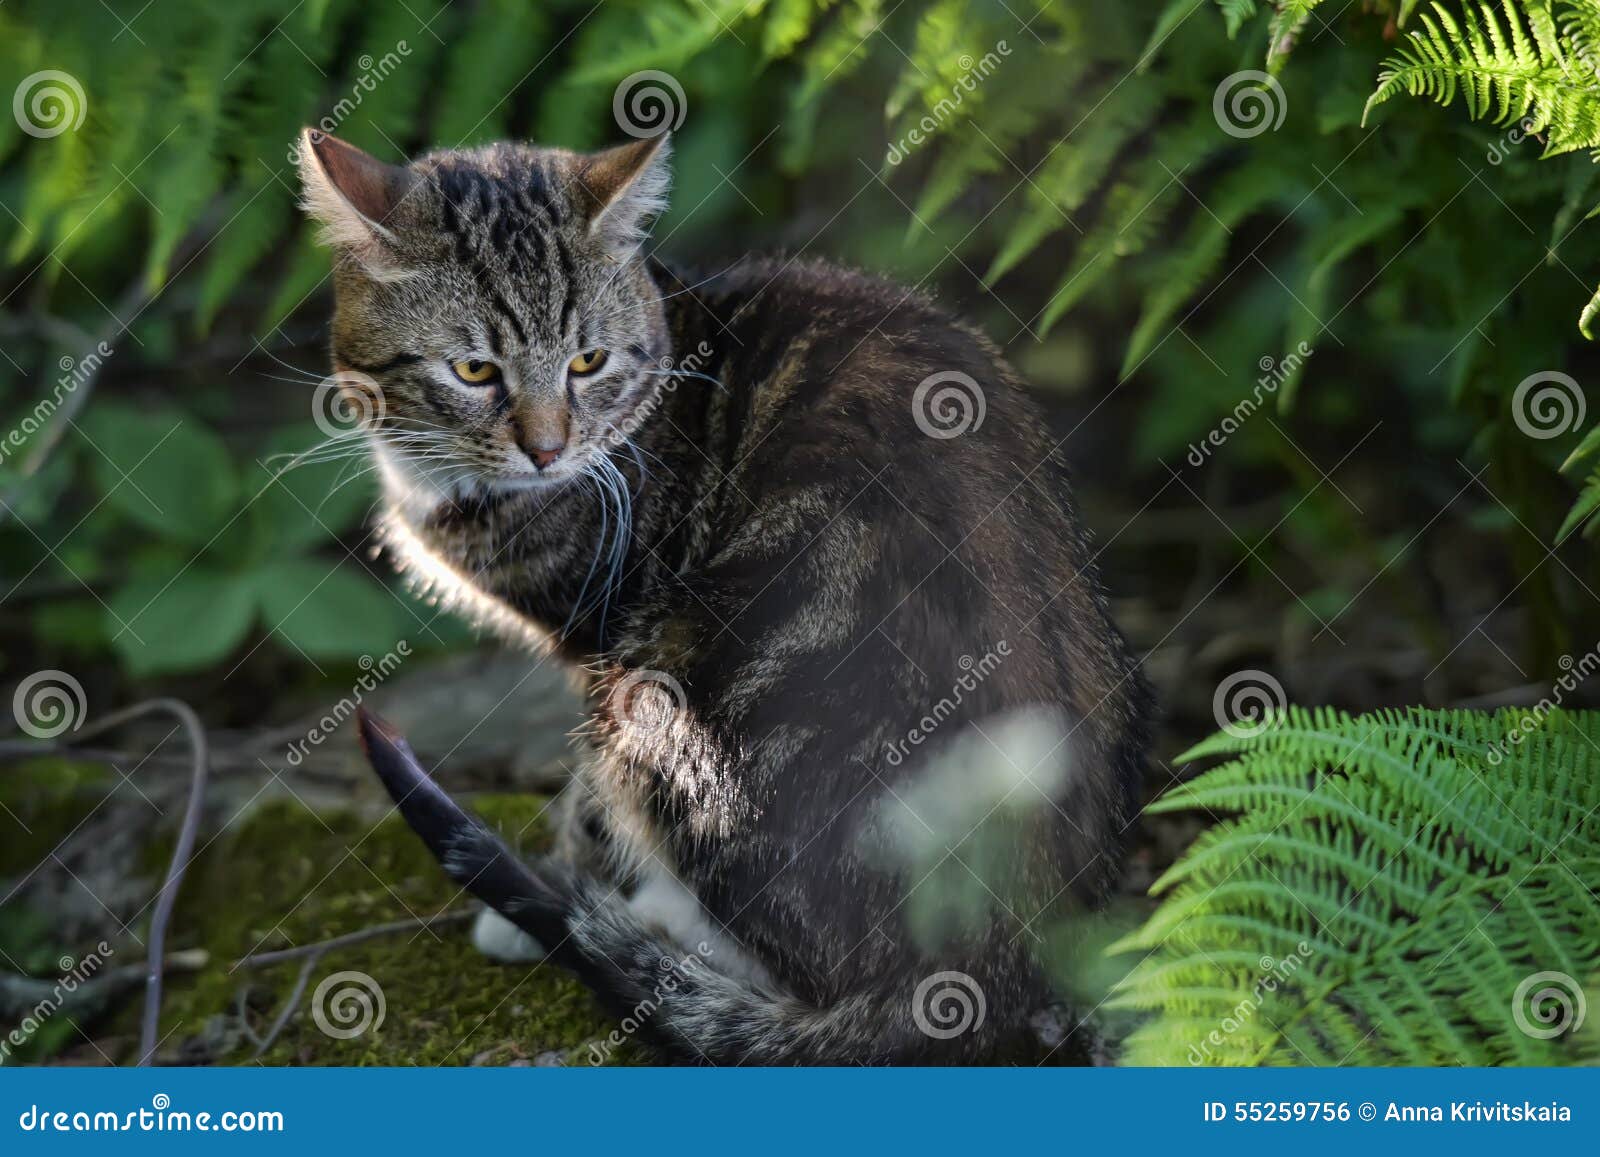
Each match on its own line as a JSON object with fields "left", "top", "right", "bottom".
{"left": 2, "top": 769, "right": 637, "bottom": 1066}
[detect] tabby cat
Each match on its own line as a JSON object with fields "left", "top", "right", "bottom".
{"left": 296, "top": 125, "right": 1152, "bottom": 1064}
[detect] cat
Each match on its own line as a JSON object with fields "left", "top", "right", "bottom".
{"left": 296, "top": 125, "right": 1153, "bottom": 1064}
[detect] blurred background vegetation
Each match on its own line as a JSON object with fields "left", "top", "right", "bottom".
{"left": 1, "top": 0, "right": 1596, "bottom": 702}
{"left": 1, "top": 0, "right": 1597, "bottom": 1065}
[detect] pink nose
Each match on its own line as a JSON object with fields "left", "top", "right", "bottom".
{"left": 529, "top": 443, "right": 565, "bottom": 470}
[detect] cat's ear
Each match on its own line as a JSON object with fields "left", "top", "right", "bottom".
{"left": 296, "top": 128, "right": 418, "bottom": 278}
{"left": 574, "top": 134, "right": 672, "bottom": 253}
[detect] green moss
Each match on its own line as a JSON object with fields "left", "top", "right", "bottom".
{"left": 0, "top": 779, "right": 641, "bottom": 1066}
{"left": 151, "top": 794, "right": 641, "bottom": 1065}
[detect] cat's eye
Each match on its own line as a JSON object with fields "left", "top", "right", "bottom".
{"left": 568, "top": 349, "right": 609, "bottom": 376}
{"left": 451, "top": 359, "right": 500, "bottom": 384}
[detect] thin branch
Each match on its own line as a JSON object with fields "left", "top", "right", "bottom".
{"left": 251, "top": 955, "right": 319, "bottom": 1060}
{"left": 12, "top": 698, "right": 212, "bottom": 1066}
{"left": 235, "top": 908, "right": 477, "bottom": 970}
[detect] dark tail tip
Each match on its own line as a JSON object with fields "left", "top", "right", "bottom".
{"left": 354, "top": 706, "right": 575, "bottom": 951}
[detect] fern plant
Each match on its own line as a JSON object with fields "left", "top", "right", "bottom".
{"left": 1110, "top": 706, "right": 1600, "bottom": 1065}
{"left": 1365, "top": 1, "right": 1600, "bottom": 161}
{"left": 1212, "top": 0, "right": 1600, "bottom": 616}
{"left": 1, "top": 0, "right": 1596, "bottom": 678}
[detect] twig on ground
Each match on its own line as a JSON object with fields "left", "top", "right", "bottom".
{"left": 232, "top": 908, "right": 476, "bottom": 1059}
{"left": 0, "top": 949, "right": 208, "bottom": 1022}
{"left": 6, "top": 698, "right": 212, "bottom": 1066}
{"left": 234, "top": 908, "right": 477, "bottom": 970}
{"left": 251, "top": 956, "right": 319, "bottom": 1060}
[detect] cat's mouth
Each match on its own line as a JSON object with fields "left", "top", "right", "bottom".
{"left": 483, "top": 460, "right": 587, "bottom": 492}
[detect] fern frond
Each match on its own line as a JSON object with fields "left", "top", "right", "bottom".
{"left": 1113, "top": 706, "right": 1600, "bottom": 1066}
{"left": 1365, "top": 1, "right": 1600, "bottom": 156}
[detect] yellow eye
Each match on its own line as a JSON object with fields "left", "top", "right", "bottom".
{"left": 451, "top": 359, "right": 499, "bottom": 384}
{"left": 568, "top": 349, "right": 609, "bottom": 376}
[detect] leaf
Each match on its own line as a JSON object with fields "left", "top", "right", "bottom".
{"left": 78, "top": 403, "right": 237, "bottom": 545}
{"left": 106, "top": 568, "right": 257, "bottom": 677}
{"left": 254, "top": 557, "right": 408, "bottom": 661}
{"left": 1556, "top": 469, "right": 1600, "bottom": 541}
{"left": 247, "top": 423, "right": 375, "bottom": 557}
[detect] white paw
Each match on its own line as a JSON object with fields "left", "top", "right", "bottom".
{"left": 472, "top": 908, "right": 547, "bottom": 963}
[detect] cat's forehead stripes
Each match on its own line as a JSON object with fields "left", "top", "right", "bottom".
{"left": 423, "top": 154, "right": 591, "bottom": 349}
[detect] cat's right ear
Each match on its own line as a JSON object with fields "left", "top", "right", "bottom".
{"left": 296, "top": 128, "right": 417, "bottom": 278}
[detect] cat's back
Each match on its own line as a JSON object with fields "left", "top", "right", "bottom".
{"left": 647, "top": 253, "right": 1149, "bottom": 884}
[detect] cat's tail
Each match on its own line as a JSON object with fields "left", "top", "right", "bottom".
{"left": 355, "top": 709, "right": 1028, "bottom": 1064}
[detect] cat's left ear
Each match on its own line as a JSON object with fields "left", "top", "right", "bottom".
{"left": 575, "top": 134, "right": 672, "bottom": 253}
{"left": 296, "top": 128, "right": 418, "bottom": 279}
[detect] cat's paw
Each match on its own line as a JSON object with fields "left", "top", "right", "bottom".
{"left": 472, "top": 908, "right": 547, "bottom": 963}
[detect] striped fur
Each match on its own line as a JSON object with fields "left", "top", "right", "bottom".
{"left": 301, "top": 130, "right": 1152, "bottom": 1064}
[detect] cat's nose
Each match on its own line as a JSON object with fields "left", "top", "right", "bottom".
{"left": 528, "top": 442, "right": 565, "bottom": 470}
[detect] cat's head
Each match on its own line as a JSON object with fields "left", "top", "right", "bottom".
{"left": 296, "top": 128, "right": 673, "bottom": 498}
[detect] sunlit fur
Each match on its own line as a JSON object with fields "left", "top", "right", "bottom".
{"left": 302, "top": 130, "right": 1153, "bottom": 1064}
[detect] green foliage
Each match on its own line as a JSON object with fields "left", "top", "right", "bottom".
{"left": 1110, "top": 706, "right": 1600, "bottom": 1065}
{"left": 1365, "top": 2, "right": 1600, "bottom": 157}
{"left": 0, "top": 0, "right": 1596, "bottom": 682}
